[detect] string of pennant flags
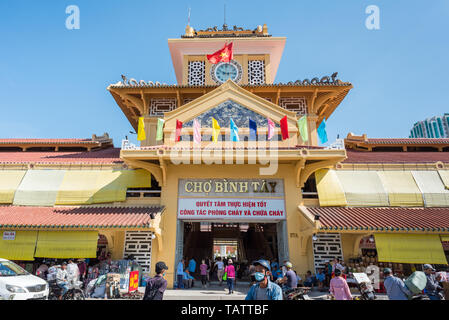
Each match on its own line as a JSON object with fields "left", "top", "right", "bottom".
{"left": 138, "top": 115, "right": 328, "bottom": 144}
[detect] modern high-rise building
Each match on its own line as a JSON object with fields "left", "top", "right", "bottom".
{"left": 410, "top": 114, "right": 449, "bottom": 138}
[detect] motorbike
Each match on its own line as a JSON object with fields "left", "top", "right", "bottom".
{"left": 283, "top": 287, "right": 311, "bottom": 300}
{"left": 48, "top": 279, "right": 85, "bottom": 300}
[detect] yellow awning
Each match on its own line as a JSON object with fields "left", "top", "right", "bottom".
{"left": 34, "top": 231, "right": 98, "bottom": 259}
{"left": 441, "top": 235, "right": 449, "bottom": 242}
{"left": 0, "top": 231, "right": 38, "bottom": 261}
{"left": 0, "top": 171, "right": 26, "bottom": 204}
{"left": 438, "top": 170, "right": 449, "bottom": 189}
{"left": 412, "top": 171, "right": 449, "bottom": 207}
{"left": 375, "top": 233, "right": 448, "bottom": 264}
{"left": 315, "top": 169, "right": 347, "bottom": 207}
{"left": 13, "top": 170, "right": 66, "bottom": 206}
{"left": 377, "top": 171, "right": 424, "bottom": 207}
{"left": 336, "top": 171, "right": 389, "bottom": 207}
{"left": 55, "top": 169, "right": 152, "bottom": 205}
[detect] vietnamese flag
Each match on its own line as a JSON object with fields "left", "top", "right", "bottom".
{"left": 175, "top": 120, "right": 183, "bottom": 142}
{"left": 280, "top": 116, "right": 289, "bottom": 140}
{"left": 207, "top": 43, "right": 233, "bottom": 64}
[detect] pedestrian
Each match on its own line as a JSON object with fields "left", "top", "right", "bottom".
{"left": 245, "top": 259, "right": 283, "bottom": 300}
{"left": 325, "top": 261, "right": 333, "bottom": 287}
{"left": 281, "top": 260, "right": 288, "bottom": 278}
{"left": 329, "top": 269, "right": 352, "bottom": 300}
{"left": 225, "top": 259, "right": 236, "bottom": 294}
{"left": 205, "top": 258, "right": 211, "bottom": 283}
{"left": 383, "top": 268, "right": 411, "bottom": 300}
{"left": 77, "top": 259, "right": 87, "bottom": 282}
{"left": 278, "top": 262, "right": 297, "bottom": 290}
{"left": 35, "top": 262, "right": 48, "bottom": 280}
{"left": 215, "top": 257, "right": 225, "bottom": 286}
{"left": 188, "top": 257, "right": 197, "bottom": 279}
{"left": 143, "top": 262, "right": 168, "bottom": 300}
{"left": 200, "top": 259, "right": 208, "bottom": 288}
{"left": 67, "top": 259, "right": 80, "bottom": 282}
{"left": 176, "top": 258, "right": 185, "bottom": 289}
{"left": 47, "top": 262, "right": 58, "bottom": 282}
{"left": 424, "top": 264, "right": 443, "bottom": 300}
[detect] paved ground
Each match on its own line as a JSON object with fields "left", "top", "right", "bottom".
{"left": 137, "top": 281, "right": 389, "bottom": 300}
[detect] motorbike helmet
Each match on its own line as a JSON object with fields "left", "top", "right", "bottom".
{"left": 253, "top": 259, "right": 271, "bottom": 272}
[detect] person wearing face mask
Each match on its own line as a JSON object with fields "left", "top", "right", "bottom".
{"left": 245, "top": 259, "right": 283, "bottom": 300}
{"left": 143, "top": 261, "right": 168, "bottom": 300}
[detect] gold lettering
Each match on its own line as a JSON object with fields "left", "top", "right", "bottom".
{"left": 239, "top": 182, "right": 248, "bottom": 193}
{"left": 215, "top": 181, "right": 224, "bottom": 193}
{"left": 223, "top": 180, "right": 229, "bottom": 193}
{"left": 269, "top": 182, "right": 277, "bottom": 193}
{"left": 229, "top": 182, "right": 238, "bottom": 193}
{"left": 260, "top": 180, "right": 269, "bottom": 193}
{"left": 203, "top": 181, "right": 212, "bottom": 193}
{"left": 251, "top": 181, "right": 260, "bottom": 192}
{"left": 193, "top": 182, "right": 203, "bottom": 193}
{"left": 185, "top": 182, "right": 193, "bottom": 193}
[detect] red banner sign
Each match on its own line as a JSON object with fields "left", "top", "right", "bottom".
{"left": 128, "top": 271, "right": 139, "bottom": 293}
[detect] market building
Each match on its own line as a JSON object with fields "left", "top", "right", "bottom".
{"left": 0, "top": 23, "right": 448, "bottom": 289}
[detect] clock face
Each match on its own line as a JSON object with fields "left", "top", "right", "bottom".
{"left": 211, "top": 60, "right": 243, "bottom": 84}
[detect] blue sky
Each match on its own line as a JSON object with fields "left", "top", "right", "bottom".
{"left": 1, "top": 0, "right": 448, "bottom": 146}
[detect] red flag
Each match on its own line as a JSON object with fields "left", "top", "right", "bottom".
{"left": 175, "top": 120, "right": 183, "bottom": 142}
{"left": 207, "top": 43, "right": 233, "bottom": 64}
{"left": 280, "top": 116, "right": 289, "bottom": 140}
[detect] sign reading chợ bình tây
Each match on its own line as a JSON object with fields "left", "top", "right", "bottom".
{"left": 177, "top": 179, "right": 286, "bottom": 221}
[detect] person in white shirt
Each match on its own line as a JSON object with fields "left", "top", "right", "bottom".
{"left": 332, "top": 258, "right": 345, "bottom": 273}
{"left": 47, "top": 262, "right": 58, "bottom": 282}
{"left": 66, "top": 259, "right": 80, "bottom": 282}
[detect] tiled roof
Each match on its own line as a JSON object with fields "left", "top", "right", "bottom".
{"left": 365, "top": 138, "right": 449, "bottom": 145}
{"left": 0, "top": 148, "right": 122, "bottom": 164}
{"left": 138, "top": 145, "right": 325, "bottom": 151}
{"left": 0, "top": 206, "right": 164, "bottom": 229}
{"left": 0, "top": 139, "right": 97, "bottom": 145}
{"left": 308, "top": 207, "right": 449, "bottom": 232}
{"left": 344, "top": 150, "right": 449, "bottom": 163}
{"left": 109, "top": 82, "right": 352, "bottom": 89}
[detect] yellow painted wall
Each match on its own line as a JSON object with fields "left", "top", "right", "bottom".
{"left": 156, "top": 163, "right": 308, "bottom": 288}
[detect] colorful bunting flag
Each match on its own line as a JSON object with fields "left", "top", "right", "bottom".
{"left": 212, "top": 118, "right": 221, "bottom": 143}
{"left": 317, "top": 118, "right": 328, "bottom": 144}
{"left": 193, "top": 119, "right": 202, "bottom": 144}
{"left": 137, "top": 117, "right": 146, "bottom": 141}
{"left": 297, "top": 115, "right": 308, "bottom": 143}
{"left": 267, "top": 118, "right": 275, "bottom": 140}
{"left": 230, "top": 118, "right": 239, "bottom": 142}
{"left": 156, "top": 118, "right": 165, "bottom": 141}
{"left": 175, "top": 120, "right": 183, "bottom": 142}
{"left": 280, "top": 116, "right": 289, "bottom": 140}
{"left": 249, "top": 119, "right": 257, "bottom": 141}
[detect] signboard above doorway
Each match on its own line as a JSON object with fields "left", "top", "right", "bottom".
{"left": 177, "top": 179, "right": 286, "bottom": 222}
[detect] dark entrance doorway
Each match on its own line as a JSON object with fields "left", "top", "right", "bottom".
{"left": 183, "top": 222, "right": 279, "bottom": 280}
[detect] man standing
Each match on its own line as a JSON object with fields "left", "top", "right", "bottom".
{"left": 143, "top": 262, "right": 168, "bottom": 300}
{"left": 278, "top": 262, "right": 297, "bottom": 290}
{"left": 424, "top": 264, "right": 443, "bottom": 300}
{"left": 56, "top": 262, "right": 69, "bottom": 300}
{"left": 245, "top": 260, "right": 283, "bottom": 300}
{"left": 67, "top": 259, "right": 80, "bottom": 282}
{"left": 188, "top": 257, "right": 197, "bottom": 279}
{"left": 383, "top": 268, "right": 411, "bottom": 300}
{"left": 215, "top": 257, "right": 225, "bottom": 286}
{"left": 176, "top": 258, "right": 185, "bottom": 289}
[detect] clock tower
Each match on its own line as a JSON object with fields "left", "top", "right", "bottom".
{"left": 168, "top": 23, "right": 286, "bottom": 86}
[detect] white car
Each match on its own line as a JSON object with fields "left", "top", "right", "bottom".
{"left": 0, "top": 258, "right": 49, "bottom": 300}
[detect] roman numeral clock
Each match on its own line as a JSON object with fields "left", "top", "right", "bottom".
{"left": 211, "top": 60, "right": 243, "bottom": 84}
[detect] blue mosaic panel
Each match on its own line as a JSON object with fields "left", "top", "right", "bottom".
{"left": 184, "top": 100, "right": 280, "bottom": 128}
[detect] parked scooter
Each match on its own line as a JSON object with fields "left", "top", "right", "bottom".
{"left": 48, "top": 279, "right": 85, "bottom": 300}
